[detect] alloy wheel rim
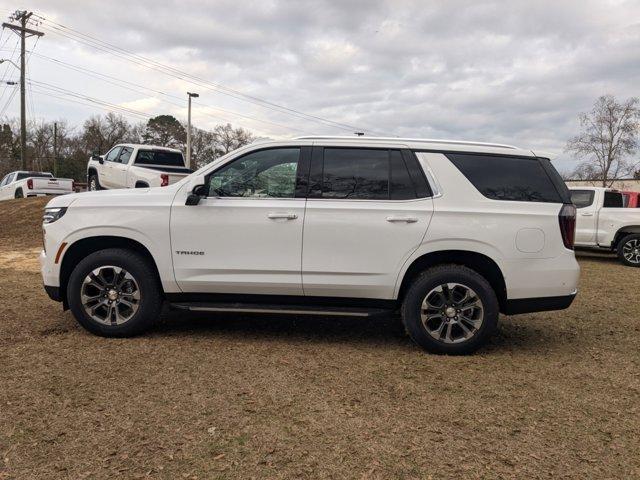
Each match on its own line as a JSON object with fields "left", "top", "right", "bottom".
{"left": 622, "top": 239, "right": 640, "bottom": 264}
{"left": 420, "top": 282, "right": 484, "bottom": 344}
{"left": 90, "top": 179, "right": 96, "bottom": 190}
{"left": 81, "top": 265, "right": 140, "bottom": 325}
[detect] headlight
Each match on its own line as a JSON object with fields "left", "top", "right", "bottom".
{"left": 43, "top": 207, "right": 67, "bottom": 224}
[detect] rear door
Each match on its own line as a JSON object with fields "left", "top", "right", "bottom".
{"left": 570, "top": 189, "right": 598, "bottom": 244}
{"left": 302, "top": 147, "right": 433, "bottom": 299}
{"left": 0, "top": 173, "right": 14, "bottom": 200}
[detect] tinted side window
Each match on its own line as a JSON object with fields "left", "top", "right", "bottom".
{"left": 447, "top": 153, "right": 563, "bottom": 203}
{"left": 207, "top": 148, "right": 300, "bottom": 198}
{"left": 119, "top": 147, "right": 133, "bottom": 164}
{"left": 105, "top": 147, "right": 121, "bottom": 162}
{"left": 570, "top": 190, "right": 595, "bottom": 208}
{"left": 321, "top": 148, "right": 389, "bottom": 200}
{"left": 390, "top": 150, "right": 416, "bottom": 200}
{"left": 603, "top": 191, "right": 624, "bottom": 208}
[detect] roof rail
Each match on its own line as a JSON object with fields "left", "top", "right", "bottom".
{"left": 293, "top": 136, "right": 518, "bottom": 149}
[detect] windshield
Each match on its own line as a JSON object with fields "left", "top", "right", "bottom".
{"left": 16, "top": 172, "right": 53, "bottom": 181}
{"left": 134, "top": 150, "right": 184, "bottom": 167}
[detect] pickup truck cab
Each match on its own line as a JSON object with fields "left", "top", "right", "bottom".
{"left": 0, "top": 171, "right": 74, "bottom": 200}
{"left": 569, "top": 187, "right": 640, "bottom": 266}
{"left": 42, "top": 136, "right": 580, "bottom": 354}
{"left": 87, "top": 144, "right": 191, "bottom": 191}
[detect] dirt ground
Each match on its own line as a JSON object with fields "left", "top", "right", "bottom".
{"left": 0, "top": 197, "right": 638, "bottom": 479}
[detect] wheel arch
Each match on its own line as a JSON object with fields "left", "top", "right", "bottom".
{"left": 613, "top": 226, "right": 640, "bottom": 249}
{"left": 135, "top": 181, "right": 150, "bottom": 188}
{"left": 59, "top": 236, "right": 164, "bottom": 308}
{"left": 396, "top": 250, "right": 507, "bottom": 312}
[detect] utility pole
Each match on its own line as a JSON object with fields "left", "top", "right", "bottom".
{"left": 186, "top": 92, "right": 199, "bottom": 169}
{"left": 53, "top": 122, "right": 58, "bottom": 177}
{"left": 3, "top": 11, "right": 44, "bottom": 170}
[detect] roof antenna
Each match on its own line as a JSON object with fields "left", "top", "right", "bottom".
{"left": 354, "top": 132, "right": 365, "bottom": 136}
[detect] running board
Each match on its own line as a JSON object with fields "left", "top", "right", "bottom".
{"left": 169, "top": 302, "right": 392, "bottom": 317}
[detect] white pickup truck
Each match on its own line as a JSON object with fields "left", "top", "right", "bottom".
{"left": 0, "top": 171, "right": 74, "bottom": 200}
{"left": 87, "top": 144, "right": 192, "bottom": 191}
{"left": 569, "top": 186, "right": 640, "bottom": 267}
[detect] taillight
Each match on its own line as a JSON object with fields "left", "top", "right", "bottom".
{"left": 27, "top": 178, "right": 33, "bottom": 189}
{"left": 160, "top": 174, "right": 169, "bottom": 187}
{"left": 72, "top": 180, "right": 75, "bottom": 192}
{"left": 559, "top": 203, "right": 576, "bottom": 250}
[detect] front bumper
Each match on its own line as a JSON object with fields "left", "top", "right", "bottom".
{"left": 44, "top": 284, "right": 62, "bottom": 302}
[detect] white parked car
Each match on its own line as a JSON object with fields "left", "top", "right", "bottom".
{"left": 87, "top": 144, "right": 192, "bottom": 191}
{"left": 569, "top": 186, "right": 640, "bottom": 266}
{"left": 41, "top": 136, "right": 580, "bottom": 354}
{"left": 0, "top": 171, "right": 74, "bottom": 200}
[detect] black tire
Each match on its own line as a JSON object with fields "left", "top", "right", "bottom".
{"left": 616, "top": 234, "right": 640, "bottom": 267}
{"left": 401, "top": 264, "right": 499, "bottom": 355}
{"left": 14, "top": 188, "right": 23, "bottom": 198}
{"left": 67, "top": 248, "right": 163, "bottom": 337}
{"left": 88, "top": 173, "right": 102, "bottom": 191}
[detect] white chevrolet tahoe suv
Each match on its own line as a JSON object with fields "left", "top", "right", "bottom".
{"left": 569, "top": 186, "right": 640, "bottom": 267}
{"left": 41, "top": 137, "right": 579, "bottom": 354}
{"left": 87, "top": 144, "right": 192, "bottom": 191}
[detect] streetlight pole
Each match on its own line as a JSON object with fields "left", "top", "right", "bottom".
{"left": 186, "top": 92, "right": 199, "bottom": 169}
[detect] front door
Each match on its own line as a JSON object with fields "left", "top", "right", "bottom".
{"left": 171, "top": 147, "right": 308, "bottom": 295}
{"left": 101, "top": 146, "right": 122, "bottom": 188}
{"left": 302, "top": 147, "right": 433, "bottom": 299}
{"left": 112, "top": 146, "right": 133, "bottom": 187}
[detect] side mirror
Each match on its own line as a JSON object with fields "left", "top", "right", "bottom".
{"left": 91, "top": 153, "right": 103, "bottom": 164}
{"left": 185, "top": 174, "right": 206, "bottom": 206}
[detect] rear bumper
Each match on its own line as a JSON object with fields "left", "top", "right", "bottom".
{"left": 502, "top": 292, "right": 576, "bottom": 315}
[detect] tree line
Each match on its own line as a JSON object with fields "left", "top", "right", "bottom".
{"left": 0, "top": 113, "right": 255, "bottom": 180}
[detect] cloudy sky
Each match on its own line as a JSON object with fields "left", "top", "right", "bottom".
{"left": 1, "top": 0, "right": 639, "bottom": 172}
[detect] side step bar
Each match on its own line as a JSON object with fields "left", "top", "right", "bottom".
{"left": 169, "top": 302, "right": 393, "bottom": 317}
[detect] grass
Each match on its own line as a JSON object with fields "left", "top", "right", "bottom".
{"left": 0, "top": 197, "right": 638, "bottom": 479}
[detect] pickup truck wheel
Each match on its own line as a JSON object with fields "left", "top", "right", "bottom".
{"left": 617, "top": 234, "right": 640, "bottom": 267}
{"left": 14, "top": 188, "right": 23, "bottom": 198}
{"left": 401, "top": 265, "right": 499, "bottom": 355}
{"left": 88, "top": 174, "right": 101, "bottom": 191}
{"left": 67, "top": 248, "right": 163, "bottom": 337}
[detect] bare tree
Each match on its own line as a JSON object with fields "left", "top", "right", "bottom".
{"left": 213, "top": 123, "right": 254, "bottom": 157}
{"left": 566, "top": 95, "right": 640, "bottom": 187}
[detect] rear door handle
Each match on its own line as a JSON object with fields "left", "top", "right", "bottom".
{"left": 386, "top": 216, "right": 418, "bottom": 223}
{"left": 268, "top": 213, "right": 298, "bottom": 220}
{"left": 581, "top": 212, "right": 594, "bottom": 216}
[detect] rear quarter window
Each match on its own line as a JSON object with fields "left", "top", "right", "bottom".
{"left": 603, "top": 191, "right": 624, "bottom": 208}
{"left": 446, "top": 153, "right": 563, "bottom": 203}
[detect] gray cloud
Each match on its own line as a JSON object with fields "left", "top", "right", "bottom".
{"left": 6, "top": 0, "right": 640, "bottom": 172}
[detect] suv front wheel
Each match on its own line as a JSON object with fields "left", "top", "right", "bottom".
{"left": 67, "top": 248, "right": 163, "bottom": 337}
{"left": 401, "top": 265, "right": 499, "bottom": 355}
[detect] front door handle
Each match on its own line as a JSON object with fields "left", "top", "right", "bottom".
{"left": 386, "top": 216, "right": 418, "bottom": 223}
{"left": 581, "top": 212, "right": 594, "bottom": 216}
{"left": 267, "top": 213, "right": 298, "bottom": 220}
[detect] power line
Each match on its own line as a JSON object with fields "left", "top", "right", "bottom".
{"left": 27, "top": 50, "right": 307, "bottom": 133}
{"left": 34, "top": 14, "right": 388, "bottom": 136}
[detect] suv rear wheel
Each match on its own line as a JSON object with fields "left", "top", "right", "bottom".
{"left": 617, "top": 234, "right": 640, "bottom": 267}
{"left": 67, "top": 248, "right": 163, "bottom": 337}
{"left": 401, "top": 265, "right": 498, "bottom": 355}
